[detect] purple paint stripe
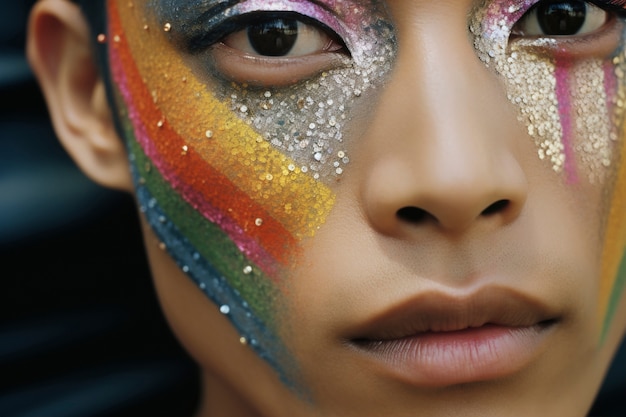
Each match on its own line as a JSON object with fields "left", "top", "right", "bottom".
{"left": 555, "top": 57, "right": 579, "bottom": 184}
{"left": 110, "top": 45, "right": 279, "bottom": 277}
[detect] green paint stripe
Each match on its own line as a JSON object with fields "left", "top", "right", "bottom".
{"left": 602, "top": 249, "right": 626, "bottom": 344}
{"left": 119, "top": 111, "right": 280, "bottom": 327}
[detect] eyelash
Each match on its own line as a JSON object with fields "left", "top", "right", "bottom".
{"left": 597, "top": 0, "right": 626, "bottom": 12}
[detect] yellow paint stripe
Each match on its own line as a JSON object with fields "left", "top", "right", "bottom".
{"left": 598, "top": 123, "right": 626, "bottom": 334}
{"left": 114, "top": 0, "right": 335, "bottom": 239}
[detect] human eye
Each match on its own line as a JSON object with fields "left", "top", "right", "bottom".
{"left": 192, "top": 12, "right": 349, "bottom": 87}
{"left": 511, "top": 0, "right": 626, "bottom": 37}
{"left": 220, "top": 12, "right": 345, "bottom": 58}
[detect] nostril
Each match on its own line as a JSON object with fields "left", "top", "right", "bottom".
{"left": 397, "top": 206, "right": 430, "bottom": 224}
{"left": 481, "top": 199, "right": 510, "bottom": 216}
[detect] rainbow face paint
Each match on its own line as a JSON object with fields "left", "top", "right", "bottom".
{"left": 470, "top": 0, "right": 626, "bottom": 340}
{"left": 105, "top": 0, "right": 396, "bottom": 392}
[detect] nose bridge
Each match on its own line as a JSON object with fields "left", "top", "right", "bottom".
{"left": 416, "top": 24, "right": 497, "bottom": 172}
{"left": 360, "top": 18, "right": 527, "bottom": 234}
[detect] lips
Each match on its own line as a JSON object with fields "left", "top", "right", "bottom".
{"left": 346, "top": 286, "right": 560, "bottom": 387}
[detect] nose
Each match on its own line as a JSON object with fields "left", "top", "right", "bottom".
{"left": 359, "top": 21, "right": 528, "bottom": 237}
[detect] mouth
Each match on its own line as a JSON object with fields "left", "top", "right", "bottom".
{"left": 346, "top": 286, "right": 561, "bottom": 388}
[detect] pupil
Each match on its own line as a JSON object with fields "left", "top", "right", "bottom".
{"left": 537, "top": 0, "right": 587, "bottom": 35}
{"left": 247, "top": 19, "right": 298, "bottom": 57}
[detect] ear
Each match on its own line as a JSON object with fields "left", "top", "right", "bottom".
{"left": 27, "top": 0, "right": 132, "bottom": 191}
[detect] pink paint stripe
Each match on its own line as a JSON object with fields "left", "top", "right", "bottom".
{"left": 110, "top": 46, "right": 279, "bottom": 277}
{"left": 604, "top": 60, "right": 618, "bottom": 127}
{"left": 555, "top": 57, "right": 579, "bottom": 184}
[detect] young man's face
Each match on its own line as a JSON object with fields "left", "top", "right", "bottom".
{"left": 102, "top": 0, "right": 626, "bottom": 414}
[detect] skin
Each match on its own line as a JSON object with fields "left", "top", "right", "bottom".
{"left": 27, "top": 0, "right": 626, "bottom": 416}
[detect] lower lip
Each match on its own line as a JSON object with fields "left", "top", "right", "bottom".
{"left": 352, "top": 323, "right": 555, "bottom": 387}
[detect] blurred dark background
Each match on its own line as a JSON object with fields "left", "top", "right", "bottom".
{"left": 0, "top": 1, "right": 623, "bottom": 417}
{"left": 0, "top": 1, "right": 199, "bottom": 416}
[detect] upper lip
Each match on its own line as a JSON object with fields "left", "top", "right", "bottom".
{"left": 347, "top": 285, "right": 560, "bottom": 342}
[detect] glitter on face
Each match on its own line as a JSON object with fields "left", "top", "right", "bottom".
{"left": 107, "top": 0, "right": 397, "bottom": 393}
{"left": 470, "top": 0, "right": 626, "bottom": 181}
{"left": 156, "top": 0, "right": 396, "bottom": 179}
{"left": 471, "top": 0, "right": 626, "bottom": 339}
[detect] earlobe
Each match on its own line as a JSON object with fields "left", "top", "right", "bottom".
{"left": 27, "top": 0, "right": 132, "bottom": 192}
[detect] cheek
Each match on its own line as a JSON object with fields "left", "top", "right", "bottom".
{"left": 106, "top": 0, "right": 396, "bottom": 395}
{"left": 505, "top": 53, "right": 626, "bottom": 341}
{"left": 471, "top": 3, "right": 626, "bottom": 341}
{"left": 107, "top": 0, "right": 338, "bottom": 392}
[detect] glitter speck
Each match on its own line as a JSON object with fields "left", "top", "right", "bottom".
{"left": 157, "top": 119, "right": 164, "bottom": 128}
{"left": 205, "top": 130, "right": 213, "bottom": 138}
{"left": 240, "top": 105, "right": 248, "bottom": 113}
{"left": 163, "top": 22, "right": 172, "bottom": 32}
{"left": 337, "top": 151, "right": 345, "bottom": 158}
{"left": 158, "top": 242, "right": 166, "bottom": 251}
{"left": 243, "top": 265, "right": 253, "bottom": 274}
{"left": 182, "top": 265, "right": 190, "bottom": 273}
{"left": 113, "top": 35, "right": 121, "bottom": 43}
{"left": 264, "top": 91, "right": 272, "bottom": 98}
{"left": 220, "top": 305, "right": 230, "bottom": 315}
{"left": 255, "top": 218, "right": 263, "bottom": 226}
{"left": 314, "top": 152, "right": 323, "bottom": 161}
{"left": 239, "top": 336, "right": 248, "bottom": 345}
{"left": 97, "top": 34, "right": 106, "bottom": 43}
